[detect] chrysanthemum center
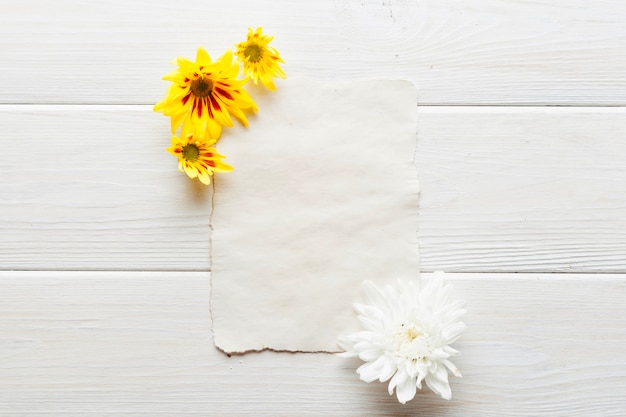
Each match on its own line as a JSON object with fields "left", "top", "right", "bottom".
{"left": 182, "top": 144, "right": 200, "bottom": 162}
{"left": 395, "top": 323, "right": 431, "bottom": 361}
{"left": 244, "top": 44, "right": 263, "bottom": 63}
{"left": 190, "top": 77, "right": 214, "bottom": 98}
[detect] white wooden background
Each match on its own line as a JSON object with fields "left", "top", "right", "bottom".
{"left": 2, "top": 0, "right": 626, "bottom": 415}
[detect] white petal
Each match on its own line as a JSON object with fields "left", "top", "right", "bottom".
{"left": 357, "top": 357, "right": 385, "bottom": 383}
{"left": 428, "top": 347, "right": 449, "bottom": 360}
{"left": 395, "top": 376, "right": 418, "bottom": 404}
{"left": 361, "top": 281, "right": 388, "bottom": 309}
{"left": 387, "top": 367, "right": 408, "bottom": 395}
{"left": 337, "top": 336, "right": 356, "bottom": 357}
{"left": 443, "top": 321, "right": 467, "bottom": 343}
{"left": 425, "top": 367, "right": 452, "bottom": 400}
{"left": 414, "top": 362, "right": 428, "bottom": 387}
{"left": 359, "top": 348, "right": 384, "bottom": 362}
{"left": 378, "top": 357, "right": 397, "bottom": 382}
{"left": 447, "top": 301, "right": 467, "bottom": 318}
{"left": 444, "top": 346, "right": 461, "bottom": 357}
{"left": 363, "top": 281, "right": 398, "bottom": 318}
{"left": 358, "top": 355, "right": 396, "bottom": 383}
{"left": 357, "top": 313, "right": 384, "bottom": 331}
{"left": 432, "top": 270, "right": 446, "bottom": 279}
{"left": 441, "top": 359, "right": 462, "bottom": 378}
{"left": 341, "top": 275, "right": 466, "bottom": 403}
{"left": 387, "top": 369, "right": 406, "bottom": 395}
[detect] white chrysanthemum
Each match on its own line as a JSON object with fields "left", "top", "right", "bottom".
{"left": 338, "top": 272, "right": 466, "bottom": 404}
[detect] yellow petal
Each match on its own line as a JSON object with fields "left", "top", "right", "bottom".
{"left": 154, "top": 99, "right": 166, "bottom": 113}
{"left": 207, "top": 119, "right": 222, "bottom": 140}
{"left": 181, "top": 118, "right": 196, "bottom": 139}
{"left": 197, "top": 172, "right": 212, "bottom": 185}
{"left": 212, "top": 161, "right": 233, "bottom": 172}
{"left": 184, "top": 164, "right": 198, "bottom": 179}
{"left": 196, "top": 47, "right": 212, "bottom": 66}
{"left": 218, "top": 50, "right": 234, "bottom": 67}
{"left": 262, "top": 77, "right": 276, "bottom": 91}
{"left": 170, "top": 111, "right": 188, "bottom": 133}
{"left": 176, "top": 57, "right": 193, "bottom": 71}
{"left": 162, "top": 69, "right": 186, "bottom": 83}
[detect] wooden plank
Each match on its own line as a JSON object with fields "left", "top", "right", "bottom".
{"left": 0, "top": 271, "right": 624, "bottom": 416}
{"left": 1, "top": 0, "right": 625, "bottom": 105}
{"left": 416, "top": 106, "right": 626, "bottom": 272}
{"left": 0, "top": 105, "right": 212, "bottom": 270}
{"left": 2, "top": 105, "right": 626, "bottom": 272}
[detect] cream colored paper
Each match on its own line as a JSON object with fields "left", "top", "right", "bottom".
{"left": 210, "top": 78, "right": 419, "bottom": 353}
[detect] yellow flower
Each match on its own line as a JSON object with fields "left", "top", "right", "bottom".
{"left": 155, "top": 48, "right": 257, "bottom": 140}
{"left": 235, "top": 27, "right": 287, "bottom": 91}
{"left": 166, "top": 122, "right": 233, "bottom": 185}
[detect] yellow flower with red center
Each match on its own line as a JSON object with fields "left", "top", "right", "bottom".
{"left": 235, "top": 27, "right": 286, "bottom": 91}
{"left": 166, "top": 122, "right": 233, "bottom": 185}
{"left": 155, "top": 47, "right": 257, "bottom": 140}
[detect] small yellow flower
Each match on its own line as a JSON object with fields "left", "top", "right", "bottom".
{"left": 166, "top": 122, "right": 233, "bottom": 185}
{"left": 155, "top": 47, "right": 257, "bottom": 140}
{"left": 235, "top": 27, "right": 286, "bottom": 91}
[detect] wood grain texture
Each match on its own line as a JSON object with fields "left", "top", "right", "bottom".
{"left": 1, "top": 0, "right": 625, "bottom": 105}
{"left": 0, "top": 106, "right": 212, "bottom": 271}
{"left": 2, "top": 1, "right": 626, "bottom": 414}
{"left": 1, "top": 271, "right": 624, "bottom": 416}
{"left": 416, "top": 106, "right": 626, "bottom": 272}
{"left": 2, "top": 105, "right": 626, "bottom": 272}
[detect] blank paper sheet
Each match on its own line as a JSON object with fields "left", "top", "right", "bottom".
{"left": 210, "top": 78, "right": 419, "bottom": 353}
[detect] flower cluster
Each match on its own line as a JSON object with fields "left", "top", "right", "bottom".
{"left": 155, "top": 27, "right": 286, "bottom": 185}
{"left": 339, "top": 272, "right": 466, "bottom": 404}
